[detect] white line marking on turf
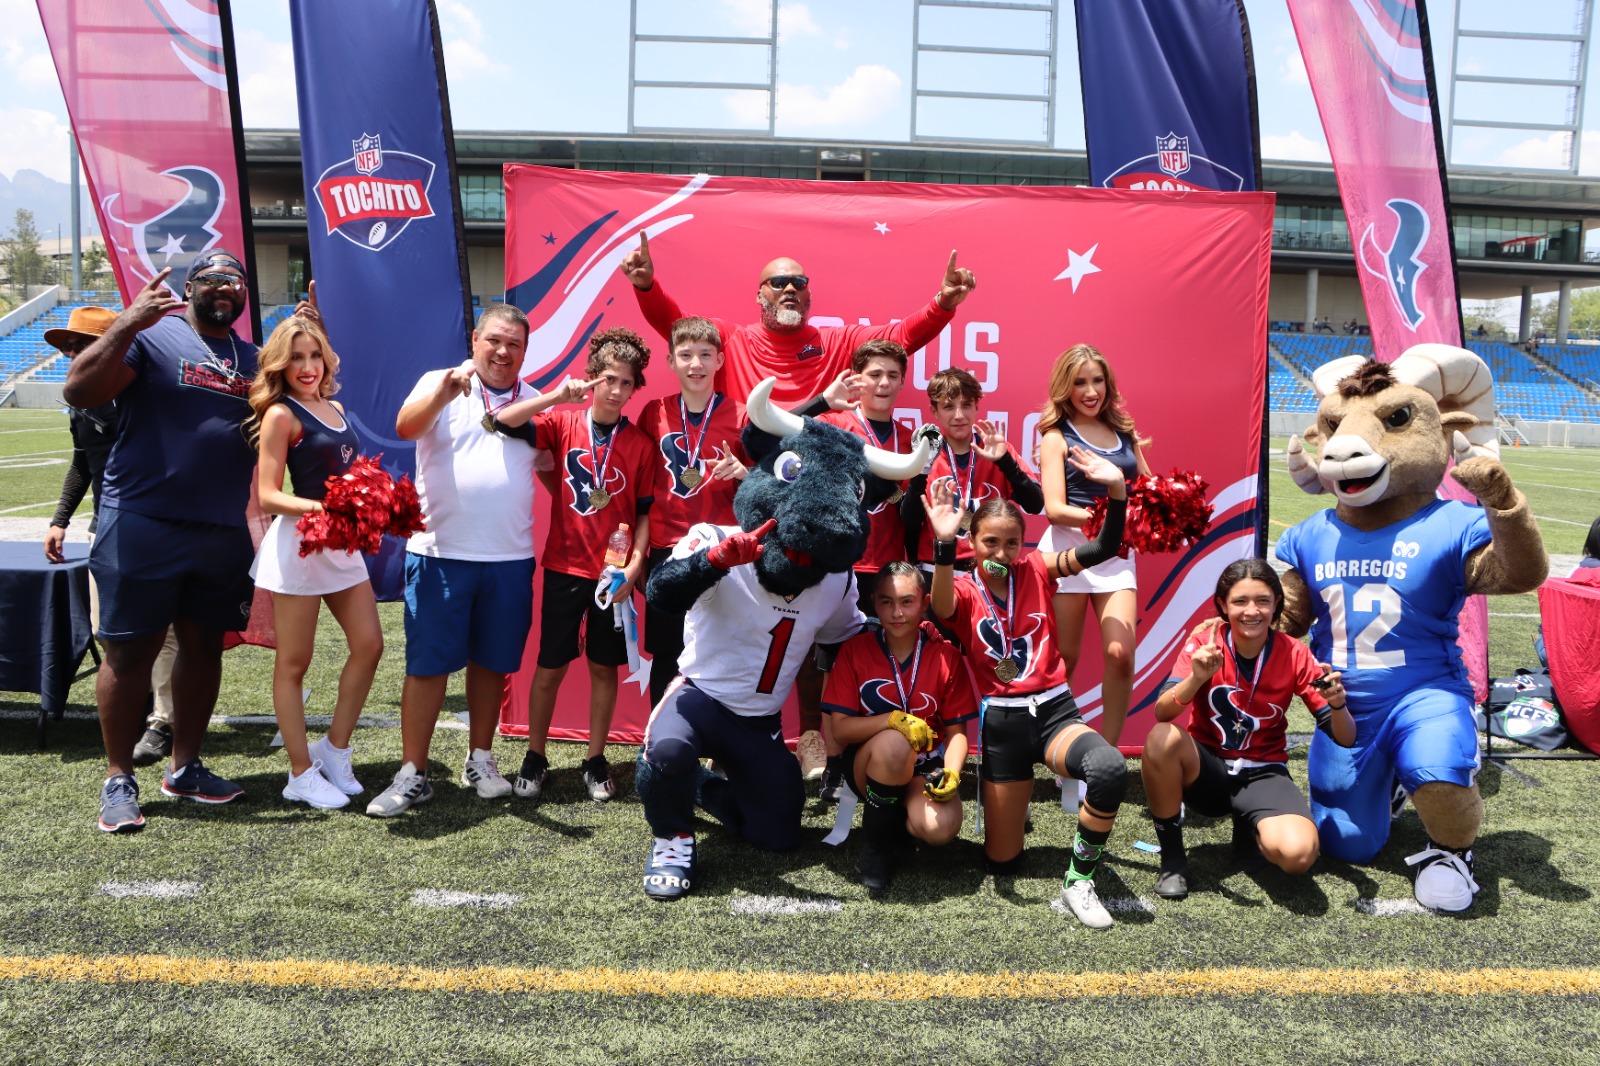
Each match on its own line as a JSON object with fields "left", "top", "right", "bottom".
{"left": 1514, "top": 480, "right": 1600, "bottom": 495}
{"left": 1051, "top": 895, "right": 1155, "bottom": 917}
{"left": 1533, "top": 514, "right": 1589, "bottom": 527}
{"left": 1489, "top": 612, "right": 1541, "bottom": 618}
{"left": 729, "top": 895, "right": 844, "bottom": 915}
{"left": 0, "top": 710, "right": 466, "bottom": 731}
{"left": 99, "top": 881, "right": 202, "bottom": 900}
{"left": 1356, "top": 898, "right": 1431, "bottom": 917}
{"left": 411, "top": 889, "right": 522, "bottom": 910}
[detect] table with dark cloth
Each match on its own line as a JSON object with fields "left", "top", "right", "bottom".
{"left": 0, "top": 540, "right": 93, "bottom": 743}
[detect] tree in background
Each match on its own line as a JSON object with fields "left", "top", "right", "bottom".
{"left": 1463, "top": 299, "right": 1510, "bottom": 338}
{"left": 1533, "top": 287, "right": 1600, "bottom": 339}
{"left": 80, "top": 241, "right": 109, "bottom": 291}
{"left": 1, "top": 209, "right": 50, "bottom": 299}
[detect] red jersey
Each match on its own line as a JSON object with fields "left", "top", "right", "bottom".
{"left": 945, "top": 553, "right": 1068, "bottom": 699}
{"left": 532, "top": 409, "right": 656, "bottom": 579}
{"left": 635, "top": 282, "right": 954, "bottom": 408}
{"left": 915, "top": 442, "right": 1033, "bottom": 566}
{"left": 637, "top": 392, "right": 747, "bottom": 550}
{"left": 822, "top": 624, "right": 976, "bottom": 728}
{"left": 819, "top": 409, "right": 908, "bottom": 574}
{"left": 1170, "top": 630, "right": 1330, "bottom": 763}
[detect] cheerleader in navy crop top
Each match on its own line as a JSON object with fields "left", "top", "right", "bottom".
{"left": 246, "top": 317, "right": 382, "bottom": 811}
{"left": 1036, "top": 344, "right": 1150, "bottom": 748}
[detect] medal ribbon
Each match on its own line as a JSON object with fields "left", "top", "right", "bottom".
{"left": 678, "top": 393, "right": 720, "bottom": 476}
{"left": 1223, "top": 628, "right": 1269, "bottom": 717}
{"left": 855, "top": 409, "right": 901, "bottom": 452}
{"left": 876, "top": 628, "right": 926, "bottom": 715}
{"left": 971, "top": 568, "right": 1015, "bottom": 672}
{"left": 479, "top": 379, "right": 519, "bottom": 420}
{"left": 943, "top": 443, "right": 975, "bottom": 519}
{"left": 587, "top": 416, "right": 619, "bottom": 496}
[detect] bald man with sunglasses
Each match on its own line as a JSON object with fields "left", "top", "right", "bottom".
{"left": 621, "top": 235, "right": 976, "bottom": 409}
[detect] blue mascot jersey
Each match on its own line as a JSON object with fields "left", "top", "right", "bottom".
{"left": 1275, "top": 499, "right": 1491, "bottom": 706}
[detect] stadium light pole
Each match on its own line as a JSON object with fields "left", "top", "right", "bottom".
{"left": 69, "top": 137, "right": 81, "bottom": 294}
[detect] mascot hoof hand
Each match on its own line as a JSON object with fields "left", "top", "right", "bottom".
{"left": 708, "top": 518, "right": 777, "bottom": 571}
{"left": 887, "top": 711, "right": 937, "bottom": 753}
{"left": 1406, "top": 846, "right": 1480, "bottom": 912}
{"left": 644, "top": 834, "right": 697, "bottom": 901}
{"left": 1450, "top": 442, "right": 1515, "bottom": 510}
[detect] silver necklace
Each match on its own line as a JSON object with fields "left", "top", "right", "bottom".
{"left": 186, "top": 315, "right": 241, "bottom": 375}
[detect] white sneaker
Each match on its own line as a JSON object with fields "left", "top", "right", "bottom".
{"left": 1061, "top": 878, "right": 1114, "bottom": 929}
{"left": 796, "top": 730, "right": 827, "bottom": 781}
{"left": 283, "top": 762, "right": 350, "bottom": 810}
{"left": 1407, "top": 847, "right": 1480, "bottom": 912}
{"left": 308, "top": 735, "right": 363, "bottom": 796}
{"left": 462, "top": 747, "right": 513, "bottom": 798}
{"left": 365, "top": 762, "right": 432, "bottom": 817}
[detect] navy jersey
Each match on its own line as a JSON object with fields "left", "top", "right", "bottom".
{"left": 1275, "top": 500, "right": 1492, "bottom": 706}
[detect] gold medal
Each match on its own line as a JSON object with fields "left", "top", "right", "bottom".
{"left": 886, "top": 486, "right": 905, "bottom": 505}
{"left": 481, "top": 412, "right": 498, "bottom": 434}
{"left": 994, "top": 658, "right": 1020, "bottom": 683}
{"left": 680, "top": 468, "right": 703, "bottom": 490}
{"left": 589, "top": 488, "right": 611, "bottom": 510}
{"left": 958, "top": 509, "right": 973, "bottom": 533}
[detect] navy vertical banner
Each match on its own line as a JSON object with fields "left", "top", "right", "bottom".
{"left": 1075, "top": 0, "right": 1260, "bottom": 192}
{"left": 289, "top": 0, "right": 472, "bottom": 598}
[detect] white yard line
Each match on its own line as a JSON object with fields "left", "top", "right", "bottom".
{"left": 729, "top": 895, "right": 844, "bottom": 915}
{"left": 100, "top": 881, "right": 203, "bottom": 900}
{"left": 1355, "top": 898, "right": 1431, "bottom": 917}
{"left": 411, "top": 889, "right": 522, "bottom": 909}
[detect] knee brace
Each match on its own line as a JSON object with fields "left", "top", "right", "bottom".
{"left": 1065, "top": 732, "right": 1128, "bottom": 816}
{"left": 644, "top": 734, "right": 701, "bottom": 777}
{"left": 1410, "top": 781, "right": 1482, "bottom": 851}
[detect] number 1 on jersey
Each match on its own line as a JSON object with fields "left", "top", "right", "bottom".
{"left": 756, "top": 616, "right": 797, "bottom": 694}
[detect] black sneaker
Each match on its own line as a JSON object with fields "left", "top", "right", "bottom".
{"left": 131, "top": 724, "right": 172, "bottom": 767}
{"left": 818, "top": 755, "right": 845, "bottom": 803}
{"left": 857, "top": 839, "right": 894, "bottom": 898}
{"left": 513, "top": 750, "right": 550, "bottom": 799}
{"left": 98, "top": 774, "right": 145, "bottom": 833}
{"left": 1154, "top": 865, "right": 1190, "bottom": 900}
{"left": 580, "top": 754, "right": 617, "bottom": 802}
{"left": 160, "top": 759, "right": 245, "bottom": 804}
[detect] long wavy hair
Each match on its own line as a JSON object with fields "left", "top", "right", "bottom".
{"left": 244, "top": 316, "right": 340, "bottom": 448}
{"left": 1038, "top": 343, "right": 1141, "bottom": 440}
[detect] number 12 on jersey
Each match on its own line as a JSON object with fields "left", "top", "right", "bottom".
{"left": 1319, "top": 583, "right": 1407, "bottom": 670}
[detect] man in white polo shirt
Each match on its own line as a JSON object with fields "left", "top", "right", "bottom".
{"left": 368, "top": 304, "right": 588, "bottom": 816}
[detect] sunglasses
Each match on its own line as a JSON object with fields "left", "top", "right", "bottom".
{"left": 191, "top": 272, "right": 245, "bottom": 289}
{"left": 763, "top": 274, "right": 809, "bottom": 291}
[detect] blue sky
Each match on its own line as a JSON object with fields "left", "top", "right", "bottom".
{"left": 3, "top": 0, "right": 1598, "bottom": 182}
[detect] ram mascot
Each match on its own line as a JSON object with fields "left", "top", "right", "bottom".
{"left": 636, "top": 377, "right": 932, "bottom": 901}
{"left": 1277, "top": 344, "right": 1547, "bottom": 911}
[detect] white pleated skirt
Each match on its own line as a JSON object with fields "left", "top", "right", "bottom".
{"left": 250, "top": 514, "right": 371, "bottom": 597}
{"left": 1039, "top": 523, "right": 1137, "bottom": 594}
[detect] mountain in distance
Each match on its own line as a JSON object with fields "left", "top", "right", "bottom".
{"left": 0, "top": 168, "right": 100, "bottom": 238}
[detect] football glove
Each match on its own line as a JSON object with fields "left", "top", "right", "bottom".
{"left": 707, "top": 518, "right": 777, "bottom": 571}
{"left": 923, "top": 767, "right": 960, "bottom": 802}
{"left": 887, "top": 711, "right": 936, "bottom": 753}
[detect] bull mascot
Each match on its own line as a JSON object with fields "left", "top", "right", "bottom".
{"left": 636, "top": 377, "right": 932, "bottom": 900}
{"left": 1277, "top": 344, "right": 1547, "bottom": 911}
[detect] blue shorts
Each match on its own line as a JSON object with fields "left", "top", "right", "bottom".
{"left": 89, "top": 505, "right": 255, "bottom": 641}
{"left": 1309, "top": 685, "right": 1480, "bottom": 863}
{"left": 403, "top": 553, "right": 536, "bottom": 677}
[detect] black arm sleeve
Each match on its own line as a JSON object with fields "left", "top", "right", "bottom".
{"left": 995, "top": 453, "right": 1043, "bottom": 514}
{"left": 1070, "top": 496, "right": 1126, "bottom": 572}
{"left": 793, "top": 394, "right": 832, "bottom": 418}
{"left": 646, "top": 551, "right": 728, "bottom": 615}
{"left": 51, "top": 447, "right": 91, "bottom": 528}
{"left": 900, "top": 472, "right": 929, "bottom": 560}
{"left": 492, "top": 420, "right": 539, "bottom": 445}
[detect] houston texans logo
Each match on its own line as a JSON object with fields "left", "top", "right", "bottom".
{"left": 1207, "top": 686, "right": 1283, "bottom": 751}
{"left": 976, "top": 613, "right": 1044, "bottom": 683}
{"left": 1348, "top": 0, "right": 1430, "bottom": 123}
{"left": 1359, "top": 199, "right": 1430, "bottom": 330}
{"left": 149, "top": 0, "right": 227, "bottom": 91}
{"left": 563, "top": 448, "right": 626, "bottom": 516}
{"left": 860, "top": 679, "right": 934, "bottom": 719}
{"left": 660, "top": 433, "right": 722, "bottom": 498}
{"left": 933, "top": 476, "right": 997, "bottom": 538}
{"left": 101, "top": 166, "right": 227, "bottom": 298}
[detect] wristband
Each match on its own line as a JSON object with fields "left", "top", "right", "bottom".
{"left": 932, "top": 539, "right": 957, "bottom": 566}
{"left": 1312, "top": 703, "right": 1336, "bottom": 734}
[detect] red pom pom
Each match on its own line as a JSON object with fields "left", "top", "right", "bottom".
{"left": 1082, "top": 468, "right": 1212, "bottom": 555}
{"left": 295, "top": 454, "right": 424, "bottom": 556}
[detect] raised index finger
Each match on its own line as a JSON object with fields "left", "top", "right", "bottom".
{"left": 148, "top": 267, "right": 173, "bottom": 290}
{"left": 639, "top": 231, "right": 650, "bottom": 254}
{"left": 945, "top": 249, "right": 958, "bottom": 276}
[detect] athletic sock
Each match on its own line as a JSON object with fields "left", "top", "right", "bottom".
{"left": 1152, "top": 815, "right": 1186, "bottom": 868}
{"left": 1066, "top": 822, "right": 1112, "bottom": 883}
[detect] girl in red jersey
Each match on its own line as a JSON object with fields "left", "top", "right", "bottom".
{"left": 823, "top": 561, "right": 976, "bottom": 897}
{"left": 1037, "top": 344, "right": 1150, "bottom": 748}
{"left": 924, "top": 447, "right": 1130, "bottom": 929}
{"left": 1141, "top": 559, "right": 1355, "bottom": 900}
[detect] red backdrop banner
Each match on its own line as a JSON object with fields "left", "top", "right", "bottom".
{"left": 500, "top": 165, "right": 1274, "bottom": 752}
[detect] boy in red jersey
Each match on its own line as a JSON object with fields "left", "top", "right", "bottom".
{"left": 823, "top": 562, "right": 975, "bottom": 896}
{"left": 902, "top": 367, "right": 1043, "bottom": 571}
{"left": 636, "top": 317, "right": 749, "bottom": 708}
{"left": 496, "top": 328, "right": 656, "bottom": 803}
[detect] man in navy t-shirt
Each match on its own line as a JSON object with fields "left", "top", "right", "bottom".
{"left": 65, "top": 250, "right": 286, "bottom": 832}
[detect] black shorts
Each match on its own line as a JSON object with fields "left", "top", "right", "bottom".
{"left": 1184, "top": 745, "right": 1311, "bottom": 828}
{"left": 980, "top": 691, "right": 1082, "bottom": 783}
{"left": 842, "top": 739, "right": 946, "bottom": 800}
{"left": 536, "top": 569, "right": 629, "bottom": 669}
{"left": 90, "top": 505, "right": 255, "bottom": 640}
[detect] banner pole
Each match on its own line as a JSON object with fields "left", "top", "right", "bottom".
{"left": 216, "top": 0, "right": 261, "bottom": 342}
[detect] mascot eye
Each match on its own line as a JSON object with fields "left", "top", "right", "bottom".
{"left": 1322, "top": 414, "right": 1342, "bottom": 435}
{"left": 855, "top": 480, "right": 866, "bottom": 502}
{"left": 1385, "top": 406, "right": 1413, "bottom": 429}
{"left": 773, "top": 450, "right": 803, "bottom": 482}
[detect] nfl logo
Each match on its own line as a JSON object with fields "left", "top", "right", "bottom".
{"left": 1156, "top": 132, "right": 1190, "bottom": 177}
{"left": 353, "top": 133, "right": 383, "bottom": 176}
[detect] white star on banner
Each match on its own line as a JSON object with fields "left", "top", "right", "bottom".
{"left": 873, "top": 222, "right": 890, "bottom": 235}
{"left": 158, "top": 233, "right": 186, "bottom": 261}
{"left": 1053, "top": 244, "right": 1102, "bottom": 293}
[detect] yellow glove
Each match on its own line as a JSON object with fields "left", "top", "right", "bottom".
{"left": 924, "top": 767, "right": 960, "bottom": 802}
{"left": 887, "top": 711, "right": 937, "bottom": 753}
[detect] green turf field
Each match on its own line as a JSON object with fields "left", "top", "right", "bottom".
{"left": 1, "top": 408, "right": 1598, "bottom": 1065}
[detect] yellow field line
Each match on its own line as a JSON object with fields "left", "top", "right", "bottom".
{"left": 1, "top": 954, "right": 1597, "bottom": 999}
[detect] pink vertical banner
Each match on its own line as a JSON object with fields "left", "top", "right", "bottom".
{"left": 37, "top": 0, "right": 258, "bottom": 342}
{"left": 1288, "top": 0, "right": 1487, "bottom": 700}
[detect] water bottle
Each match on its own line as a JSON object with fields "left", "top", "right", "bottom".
{"left": 604, "top": 523, "right": 632, "bottom": 569}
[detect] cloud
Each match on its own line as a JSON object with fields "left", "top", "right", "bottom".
{"left": 0, "top": 106, "right": 72, "bottom": 182}
{"left": 1260, "top": 130, "right": 1331, "bottom": 163}
{"left": 1280, "top": 48, "right": 1309, "bottom": 87}
{"left": 234, "top": 28, "right": 299, "bottom": 128}
{"left": 725, "top": 64, "right": 900, "bottom": 130}
{"left": 721, "top": 0, "right": 821, "bottom": 40}
{"left": 444, "top": 38, "right": 510, "bottom": 82}
{"left": 781, "top": 3, "right": 822, "bottom": 40}
{"left": 440, "top": 0, "right": 484, "bottom": 41}
{"left": 1496, "top": 130, "right": 1600, "bottom": 171}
